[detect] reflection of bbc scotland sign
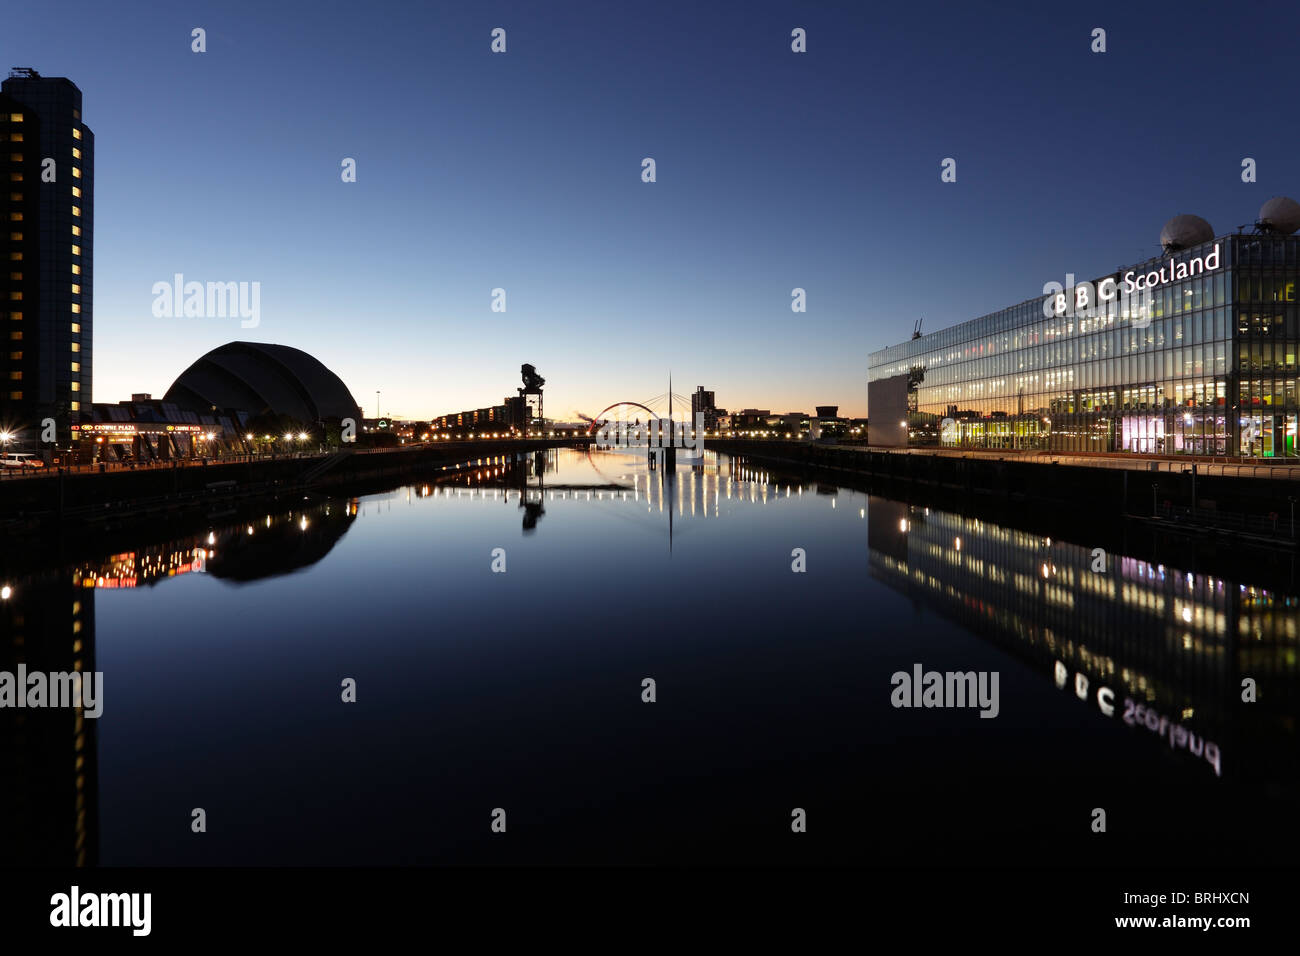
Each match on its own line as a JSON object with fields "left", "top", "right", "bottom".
{"left": 940, "top": 417, "right": 958, "bottom": 444}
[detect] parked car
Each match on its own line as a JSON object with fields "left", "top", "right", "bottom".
{"left": 1, "top": 452, "right": 44, "bottom": 469}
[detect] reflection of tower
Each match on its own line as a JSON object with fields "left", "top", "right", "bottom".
{"left": 0, "top": 570, "right": 98, "bottom": 866}
{"left": 517, "top": 449, "right": 546, "bottom": 532}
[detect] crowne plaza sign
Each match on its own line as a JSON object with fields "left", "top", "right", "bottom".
{"left": 72, "top": 423, "right": 207, "bottom": 435}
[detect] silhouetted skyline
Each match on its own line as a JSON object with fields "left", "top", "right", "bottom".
{"left": 5, "top": 0, "right": 1299, "bottom": 419}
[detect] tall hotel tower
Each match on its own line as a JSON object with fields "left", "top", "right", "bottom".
{"left": 0, "top": 67, "right": 93, "bottom": 444}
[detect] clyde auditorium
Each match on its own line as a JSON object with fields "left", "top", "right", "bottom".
{"left": 74, "top": 342, "right": 361, "bottom": 463}
{"left": 868, "top": 198, "right": 1300, "bottom": 458}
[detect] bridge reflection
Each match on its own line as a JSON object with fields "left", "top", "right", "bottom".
{"left": 404, "top": 447, "right": 820, "bottom": 522}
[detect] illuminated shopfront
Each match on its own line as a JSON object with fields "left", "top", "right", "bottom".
{"left": 70, "top": 421, "right": 209, "bottom": 461}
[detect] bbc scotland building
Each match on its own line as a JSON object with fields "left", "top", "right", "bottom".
{"left": 868, "top": 205, "right": 1300, "bottom": 458}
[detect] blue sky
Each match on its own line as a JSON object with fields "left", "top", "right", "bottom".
{"left": 7, "top": 0, "right": 1299, "bottom": 419}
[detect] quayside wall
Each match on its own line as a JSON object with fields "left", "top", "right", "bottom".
{"left": 0, "top": 439, "right": 587, "bottom": 536}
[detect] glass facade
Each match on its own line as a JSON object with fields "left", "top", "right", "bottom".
{"left": 868, "top": 235, "right": 1300, "bottom": 456}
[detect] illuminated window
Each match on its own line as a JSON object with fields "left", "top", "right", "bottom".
{"left": 7, "top": 153, "right": 21, "bottom": 162}
{"left": 71, "top": 303, "right": 80, "bottom": 313}
{"left": 72, "top": 147, "right": 81, "bottom": 159}
{"left": 72, "top": 185, "right": 80, "bottom": 198}
{"left": 9, "top": 313, "right": 21, "bottom": 321}
{"left": 72, "top": 225, "right": 80, "bottom": 236}
{"left": 8, "top": 331, "right": 21, "bottom": 341}
{"left": 71, "top": 342, "right": 80, "bottom": 352}
{"left": 70, "top": 400, "right": 79, "bottom": 410}
{"left": 70, "top": 322, "right": 80, "bottom": 333}
{"left": 71, "top": 244, "right": 80, "bottom": 256}
{"left": 9, "top": 114, "right": 22, "bottom": 122}
{"left": 7, "top": 174, "right": 22, "bottom": 182}
{"left": 70, "top": 380, "right": 79, "bottom": 391}
{"left": 71, "top": 361, "right": 80, "bottom": 372}
{"left": 8, "top": 391, "right": 21, "bottom": 400}
{"left": 8, "top": 232, "right": 20, "bottom": 241}
{"left": 9, "top": 371, "right": 21, "bottom": 380}
{"left": 8, "top": 133, "right": 22, "bottom": 143}
{"left": 71, "top": 205, "right": 80, "bottom": 217}
{"left": 71, "top": 283, "right": 80, "bottom": 294}
{"left": 7, "top": 253, "right": 20, "bottom": 261}
{"left": 71, "top": 167, "right": 80, "bottom": 179}
{"left": 73, "top": 109, "right": 79, "bottom": 120}
{"left": 7, "top": 192, "right": 20, "bottom": 201}
{"left": 73, "top": 128, "right": 81, "bottom": 140}
{"left": 7, "top": 272, "right": 19, "bottom": 280}
{"left": 7, "top": 291, "right": 21, "bottom": 300}
{"left": 7, "top": 212, "right": 21, "bottom": 221}
{"left": 71, "top": 264, "right": 80, "bottom": 275}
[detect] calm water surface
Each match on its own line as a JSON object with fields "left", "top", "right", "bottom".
{"left": 4, "top": 447, "right": 1296, "bottom": 865}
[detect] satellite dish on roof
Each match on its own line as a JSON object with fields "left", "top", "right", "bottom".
{"left": 1258, "top": 196, "right": 1300, "bottom": 235}
{"left": 1160, "top": 214, "right": 1214, "bottom": 253}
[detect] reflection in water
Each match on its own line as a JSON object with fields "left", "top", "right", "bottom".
{"left": 0, "top": 571, "right": 96, "bottom": 867}
{"left": 1, "top": 494, "right": 358, "bottom": 867}
{"left": 1, "top": 446, "right": 1295, "bottom": 865}
{"left": 867, "top": 497, "right": 1297, "bottom": 780}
